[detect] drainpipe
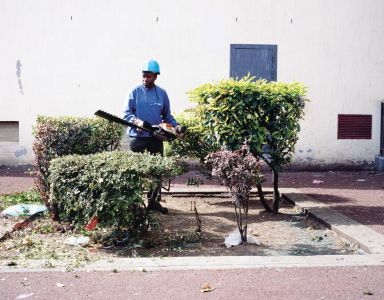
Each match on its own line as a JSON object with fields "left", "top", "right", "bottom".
{"left": 381, "top": 101, "right": 384, "bottom": 156}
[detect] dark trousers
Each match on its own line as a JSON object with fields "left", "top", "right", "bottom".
{"left": 129, "top": 137, "right": 163, "bottom": 203}
{"left": 129, "top": 136, "right": 164, "bottom": 156}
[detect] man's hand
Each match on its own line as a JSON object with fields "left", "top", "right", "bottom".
{"left": 133, "top": 119, "right": 152, "bottom": 131}
{"left": 175, "top": 125, "right": 187, "bottom": 139}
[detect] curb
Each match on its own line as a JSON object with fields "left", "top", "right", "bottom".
{"left": 1, "top": 254, "right": 384, "bottom": 273}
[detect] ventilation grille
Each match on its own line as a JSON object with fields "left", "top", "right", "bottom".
{"left": 337, "top": 114, "right": 372, "bottom": 139}
{"left": 0, "top": 121, "right": 19, "bottom": 142}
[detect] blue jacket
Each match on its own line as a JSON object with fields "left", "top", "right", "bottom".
{"left": 123, "top": 84, "right": 178, "bottom": 138}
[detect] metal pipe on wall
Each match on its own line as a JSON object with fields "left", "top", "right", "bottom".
{"left": 381, "top": 101, "right": 384, "bottom": 156}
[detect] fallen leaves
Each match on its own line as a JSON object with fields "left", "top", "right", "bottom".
{"left": 200, "top": 283, "right": 215, "bottom": 293}
{"left": 0, "top": 224, "right": 98, "bottom": 270}
{"left": 136, "top": 267, "right": 147, "bottom": 272}
{"left": 85, "top": 216, "right": 99, "bottom": 231}
{"left": 312, "top": 235, "right": 324, "bottom": 242}
{"left": 363, "top": 289, "right": 374, "bottom": 295}
{"left": 21, "top": 237, "right": 33, "bottom": 246}
{"left": 312, "top": 179, "right": 324, "bottom": 184}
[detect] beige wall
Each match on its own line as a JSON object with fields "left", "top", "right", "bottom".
{"left": 1, "top": 0, "right": 383, "bottom": 167}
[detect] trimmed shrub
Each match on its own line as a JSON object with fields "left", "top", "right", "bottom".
{"left": 32, "top": 115, "right": 124, "bottom": 215}
{"left": 189, "top": 76, "right": 307, "bottom": 212}
{"left": 48, "top": 151, "right": 181, "bottom": 235}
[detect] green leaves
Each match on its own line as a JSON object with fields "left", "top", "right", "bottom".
{"left": 48, "top": 151, "right": 181, "bottom": 234}
{"left": 32, "top": 115, "right": 124, "bottom": 207}
{"left": 188, "top": 77, "right": 307, "bottom": 169}
{"left": 164, "top": 110, "right": 219, "bottom": 162}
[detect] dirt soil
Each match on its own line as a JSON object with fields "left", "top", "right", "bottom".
{"left": 0, "top": 195, "right": 359, "bottom": 270}
{"left": 139, "top": 194, "right": 359, "bottom": 257}
{"left": 175, "top": 168, "right": 384, "bottom": 235}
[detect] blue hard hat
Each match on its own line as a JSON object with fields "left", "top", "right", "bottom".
{"left": 142, "top": 59, "right": 160, "bottom": 75}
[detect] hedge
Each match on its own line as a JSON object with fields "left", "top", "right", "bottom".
{"left": 48, "top": 151, "right": 182, "bottom": 234}
{"left": 32, "top": 115, "right": 124, "bottom": 216}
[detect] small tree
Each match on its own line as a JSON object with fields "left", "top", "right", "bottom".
{"left": 189, "top": 76, "right": 307, "bottom": 212}
{"left": 205, "top": 143, "right": 263, "bottom": 243}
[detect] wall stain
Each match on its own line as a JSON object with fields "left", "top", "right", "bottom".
{"left": 16, "top": 59, "right": 24, "bottom": 95}
{"left": 15, "top": 147, "right": 27, "bottom": 157}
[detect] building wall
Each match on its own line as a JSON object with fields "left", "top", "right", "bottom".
{"left": 1, "top": 0, "right": 383, "bottom": 167}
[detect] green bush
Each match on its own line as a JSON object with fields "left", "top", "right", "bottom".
{"left": 48, "top": 151, "right": 181, "bottom": 234}
{"left": 189, "top": 76, "right": 307, "bottom": 212}
{"left": 32, "top": 115, "right": 124, "bottom": 214}
{"left": 164, "top": 110, "right": 218, "bottom": 162}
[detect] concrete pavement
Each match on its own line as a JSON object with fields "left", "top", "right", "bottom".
{"left": 1, "top": 267, "right": 384, "bottom": 300}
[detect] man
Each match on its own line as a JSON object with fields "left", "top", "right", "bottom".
{"left": 123, "top": 59, "right": 183, "bottom": 214}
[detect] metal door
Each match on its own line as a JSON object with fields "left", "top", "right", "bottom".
{"left": 230, "top": 44, "right": 277, "bottom": 81}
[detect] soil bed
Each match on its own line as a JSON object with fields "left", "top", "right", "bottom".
{"left": 0, "top": 194, "right": 362, "bottom": 269}
{"left": 133, "top": 195, "right": 361, "bottom": 257}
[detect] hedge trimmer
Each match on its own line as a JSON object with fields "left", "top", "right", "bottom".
{"left": 94, "top": 110, "right": 178, "bottom": 141}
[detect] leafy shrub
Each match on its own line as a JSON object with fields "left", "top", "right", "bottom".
{"left": 189, "top": 76, "right": 307, "bottom": 212}
{"left": 48, "top": 151, "right": 182, "bottom": 235}
{"left": 164, "top": 110, "right": 219, "bottom": 162}
{"left": 205, "top": 143, "right": 263, "bottom": 242}
{"left": 32, "top": 115, "right": 124, "bottom": 215}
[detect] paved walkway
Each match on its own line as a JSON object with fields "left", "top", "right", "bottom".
{"left": 1, "top": 267, "right": 384, "bottom": 300}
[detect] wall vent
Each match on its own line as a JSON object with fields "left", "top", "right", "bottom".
{"left": 337, "top": 114, "right": 372, "bottom": 139}
{"left": 0, "top": 121, "right": 19, "bottom": 142}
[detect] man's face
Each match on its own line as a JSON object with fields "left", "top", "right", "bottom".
{"left": 142, "top": 72, "right": 157, "bottom": 88}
